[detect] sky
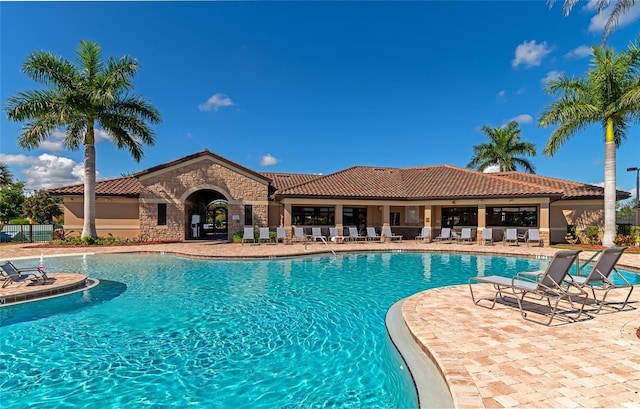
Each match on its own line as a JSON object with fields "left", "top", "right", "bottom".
{"left": 1, "top": 1, "right": 639, "bottom": 201}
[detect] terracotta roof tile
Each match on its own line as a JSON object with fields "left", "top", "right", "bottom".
{"left": 275, "top": 165, "right": 566, "bottom": 199}
{"left": 260, "top": 172, "right": 322, "bottom": 191}
{"left": 48, "top": 177, "right": 141, "bottom": 197}
{"left": 493, "top": 172, "right": 631, "bottom": 200}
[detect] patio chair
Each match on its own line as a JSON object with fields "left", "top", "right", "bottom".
{"left": 365, "top": 227, "right": 381, "bottom": 242}
{"left": 433, "top": 227, "right": 452, "bottom": 243}
{"left": 310, "top": 227, "right": 325, "bottom": 242}
{"left": 382, "top": 226, "right": 402, "bottom": 242}
{"left": 525, "top": 229, "right": 542, "bottom": 247}
{"left": 292, "top": 227, "right": 308, "bottom": 244}
{"left": 276, "top": 227, "right": 287, "bottom": 244}
{"left": 258, "top": 227, "right": 273, "bottom": 244}
{"left": 241, "top": 227, "right": 255, "bottom": 245}
{"left": 348, "top": 227, "right": 366, "bottom": 242}
{"left": 503, "top": 228, "right": 518, "bottom": 246}
{"left": 468, "top": 250, "right": 586, "bottom": 326}
{"left": 568, "top": 246, "right": 633, "bottom": 313}
{"left": 456, "top": 227, "right": 473, "bottom": 244}
{"left": 480, "top": 228, "right": 493, "bottom": 245}
{"left": 329, "top": 227, "right": 346, "bottom": 243}
{"left": 1, "top": 261, "right": 49, "bottom": 288}
{"left": 415, "top": 227, "right": 431, "bottom": 242}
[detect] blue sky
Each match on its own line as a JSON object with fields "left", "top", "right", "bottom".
{"left": 1, "top": 1, "right": 639, "bottom": 201}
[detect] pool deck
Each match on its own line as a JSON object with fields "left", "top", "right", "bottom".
{"left": 3, "top": 240, "right": 640, "bottom": 408}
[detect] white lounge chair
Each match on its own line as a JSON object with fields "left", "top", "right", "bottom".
{"left": 469, "top": 250, "right": 586, "bottom": 325}
{"left": 258, "top": 227, "right": 273, "bottom": 244}
{"left": 415, "top": 227, "right": 431, "bottom": 242}
{"left": 456, "top": 227, "right": 473, "bottom": 244}
{"left": 503, "top": 228, "right": 518, "bottom": 246}
{"left": 434, "top": 227, "right": 452, "bottom": 243}
{"left": 292, "top": 227, "right": 308, "bottom": 244}
{"left": 481, "top": 228, "right": 493, "bottom": 245}
{"left": 525, "top": 229, "right": 541, "bottom": 247}
{"left": 276, "top": 227, "right": 287, "bottom": 244}
{"left": 310, "top": 227, "right": 324, "bottom": 242}
{"left": 241, "top": 227, "right": 255, "bottom": 245}
{"left": 329, "top": 227, "right": 346, "bottom": 243}
{"left": 348, "top": 227, "right": 366, "bottom": 242}
{"left": 366, "top": 227, "right": 381, "bottom": 241}
{"left": 382, "top": 226, "right": 402, "bottom": 242}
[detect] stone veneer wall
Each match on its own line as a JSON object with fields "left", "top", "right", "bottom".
{"left": 138, "top": 158, "right": 270, "bottom": 241}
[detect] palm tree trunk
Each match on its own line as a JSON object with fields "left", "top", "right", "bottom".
{"left": 81, "top": 144, "right": 97, "bottom": 239}
{"left": 603, "top": 119, "right": 616, "bottom": 247}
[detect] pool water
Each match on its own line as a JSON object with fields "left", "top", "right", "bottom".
{"left": 1, "top": 252, "right": 637, "bottom": 408}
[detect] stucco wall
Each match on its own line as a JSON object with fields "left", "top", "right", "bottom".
{"left": 550, "top": 199, "right": 604, "bottom": 243}
{"left": 62, "top": 196, "right": 140, "bottom": 239}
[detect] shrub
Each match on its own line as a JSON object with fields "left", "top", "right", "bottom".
{"left": 614, "top": 234, "right": 636, "bottom": 246}
{"left": 583, "top": 226, "right": 601, "bottom": 245}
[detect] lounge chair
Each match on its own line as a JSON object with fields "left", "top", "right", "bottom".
{"left": 468, "top": 250, "right": 586, "bottom": 325}
{"left": 276, "top": 227, "right": 287, "bottom": 244}
{"left": 310, "top": 227, "right": 324, "bottom": 242}
{"left": 382, "top": 226, "right": 402, "bottom": 242}
{"left": 329, "top": 227, "right": 346, "bottom": 243}
{"left": 1, "top": 261, "right": 49, "bottom": 288}
{"left": 524, "top": 229, "right": 542, "bottom": 247}
{"left": 415, "top": 227, "right": 431, "bottom": 242}
{"left": 348, "top": 227, "right": 366, "bottom": 242}
{"left": 241, "top": 227, "right": 255, "bottom": 245}
{"left": 480, "top": 228, "right": 493, "bottom": 245}
{"left": 365, "top": 227, "right": 381, "bottom": 242}
{"left": 258, "top": 227, "right": 273, "bottom": 244}
{"left": 292, "top": 227, "right": 308, "bottom": 244}
{"left": 456, "top": 227, "right": 473, "bottom": 244}
{"left": 503, "top": 228, "right": 518, "bottom": 246}
{"left": 434, "top": 227, "right": 452, "bottom": 243}
{"left": 568, "top": 246, "right": 633, "bottom": 313}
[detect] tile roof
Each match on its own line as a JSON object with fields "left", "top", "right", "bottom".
{"left": 493, "top": 172, "right": 631, "bottom": 200}
{"left": 274, "top": 165, "right": 567, "bottom": 200}
{"left": 48, "top": 176, "right": 141, "bottom": 197}
{"left": 260, "top": 172, "right": 321, "bottom": 191}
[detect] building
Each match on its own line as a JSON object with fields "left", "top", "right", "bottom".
{"left": 48, "top": 149, "right": 631, "bottom": 245}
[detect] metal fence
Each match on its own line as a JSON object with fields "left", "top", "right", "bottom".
{"left": 0, "top": 224, "right": 57, "bottom": 243}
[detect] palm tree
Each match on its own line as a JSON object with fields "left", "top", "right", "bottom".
{"left": 466, "top": 121, "right": 537, "bottom": 173}
{"left": 539, "top": 40, "right": 640, "bottom": 247}
{"left": 0, "top": 163, "right": 13, "bottom": 187}
{"left": 5, "top": 40, "right": 161, "bottom": 238}
{"left": 548, "top": 0, "right": 637, "bottom": 41}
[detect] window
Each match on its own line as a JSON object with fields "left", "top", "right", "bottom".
{"left": 343, "top": 207, "right": 367, "bottom": 229}
{"left": 157, "top": 203, "right": 167, "bottom": 226}
{"left": 486, "top": 206, "right": 537, "bottom": 227}
{"left": 441, "top": 207, "right": 478, "bottom": 227}
{"left": 244, "top": 205, "right": 253, "bottom": 226}
{"left": 292, "top": 206, "right": 335, "bottom": 225}
{"left": 390, "top": 212, "right": 400, "bottom": 226}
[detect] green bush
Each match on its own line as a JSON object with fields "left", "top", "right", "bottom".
{"left": 614, "top": 234, "right": 636, "bottom": 246}
{"left": 584, "top": 226, "right": 601, "bottom": 245}
{"left": 231, "top": 230, "right": 244, "bottom": 243}
{"left": 9, "top": 218, "right": 30, "bottom": 225}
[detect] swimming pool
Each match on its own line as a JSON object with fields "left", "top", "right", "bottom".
{"left": 1, "top": 252, "right": 637, "bottom": 408}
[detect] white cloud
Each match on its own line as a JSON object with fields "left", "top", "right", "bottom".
{"left": 564, "top": 45, "right": 592, "bottom": 59}
{"left": 541, "top": 70, "right": 563, "bottom": 84}
{"left": 508, "top": 114, "right": 533, "bottom": 124}
{"left": 512, "top": 40, "right": 552, "bottom": 69}
{"left": 516, "top": 87, "right": 526, "bottom": 95}
{"left": 588, "top": 2, "right": 640, "bottom": 33}
{"left": 483, "top": 164, "right": 501, "bottom": 173}
{"left": 496, "top": 90, "right": 506, "bottom": 102}
{"left": 198, "top": 93, "right": 235, "bottom": 112}
{"left": 0, "top": 153, "right": 88, "bottom": 191}
{"left": 259, "top": 153, "right": 279, "bottom": 166}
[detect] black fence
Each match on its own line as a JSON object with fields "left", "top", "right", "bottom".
{"left": 0, "top": 224, "right": 57, "bottom": 243}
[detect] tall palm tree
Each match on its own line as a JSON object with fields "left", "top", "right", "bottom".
{"left": 466, "top": 121, "right": 537, "bottom": 173}
{"left": 548, "top": 0, "right": 637, "bottom": 41}
{"left": 0, "top": 163, "right": 13, "bottom": 187}
{"left": 5, "top": 40, "right": 161, "bottom": 238}
{"left": 539, "top": 39, "right": 640, "bottom": 247}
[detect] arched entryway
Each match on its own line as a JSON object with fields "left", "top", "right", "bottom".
{"left": 185, "top": 189, "right": 229, "bottom": 240}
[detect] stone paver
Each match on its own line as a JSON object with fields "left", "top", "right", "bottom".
{"left": 2, "top": 240, "right": 640, "bottom": 408}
